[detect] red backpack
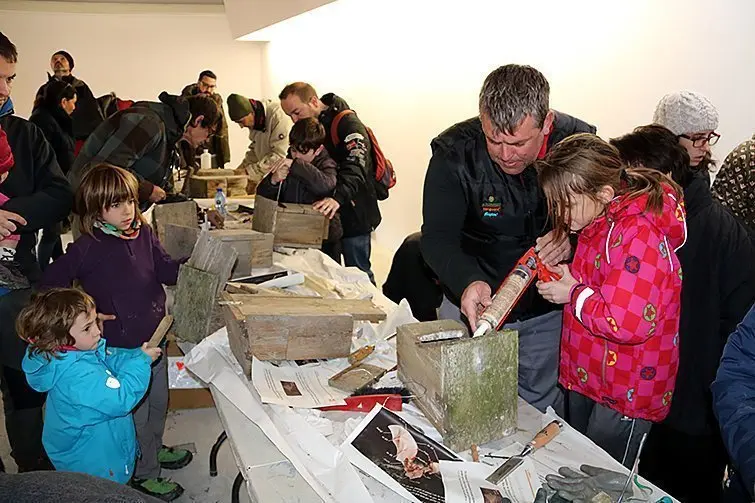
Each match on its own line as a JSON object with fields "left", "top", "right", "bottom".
{"left": 331, "top": 110, "right": 396, "bottom": 201}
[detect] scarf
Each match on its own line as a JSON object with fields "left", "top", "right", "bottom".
{"left": 249, "top": 99, "right": 266, "bottom": 131}
{"left": 94, "top": 217, "right": 141, "bottom": 240}
{"left": 0, "top": 98, "right": 14, "bottom": 119}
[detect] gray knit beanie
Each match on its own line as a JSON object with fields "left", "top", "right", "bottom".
{"left": 653, "top": 90, "right": 719, "bottom": 136}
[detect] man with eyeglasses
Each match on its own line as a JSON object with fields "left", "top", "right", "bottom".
{"left": 181, "top": 70, "right": 230, "bottom": 168}
{"left": 653, "top": 90, "right": 720, "bottom": 184}
{"left": 69, "top": 92, "right": 220, "bottom": 210}
{"left": 227, "top": 93, "right": 292, "bottom": 192}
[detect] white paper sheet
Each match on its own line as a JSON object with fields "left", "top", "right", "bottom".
{"left": 438, "top": 461, "right": 506, "bottom": 503}
{"left": 251, "top": 357, "right": 348, "bottom": 408}
{"left": 184, "top": 328, "right": 374, "bottom": 503}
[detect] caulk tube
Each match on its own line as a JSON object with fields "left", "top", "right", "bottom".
{"left": 472, "top": 265, "right": 534, "bottom": 337}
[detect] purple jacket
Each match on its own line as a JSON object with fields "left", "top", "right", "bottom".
{"left": 40, "top": 224, "right": 183, "bottom": 349}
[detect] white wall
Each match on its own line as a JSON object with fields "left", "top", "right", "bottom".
{"left": 0, "top": 1, "right": 265, "bottom": 166}
{"left": 261, "top": 0, "right": 755, "bottom": 254}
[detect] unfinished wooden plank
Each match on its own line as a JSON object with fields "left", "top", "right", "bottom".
{"left": 146, "top": 315, "right": 173, "bottom": 348}
{"left": 164, "top": 226, "right": 273, "bottom": 274}
{"left": 225, "top": 283, "right": 295, "bottom": 297}
{"left": 245, "top": 314, "right": 353, "bottom": 361}
{"left": 252, "top": 195, "right": 329, "bottom": 248}
{"left": 172, "top": 265, "right": 219, "bottom": 343}
{"left": 152, "top": 201, "right": 198, "bottom": 245}
{"left": 188, "top": 231, "right": 238, "bottom": 295}
{"left": 397, "top": 320, "right": 518, "bottom": 452}
{"left": 226, "top": 294, "right": 386, "bottom": 322}
{"left": 163, "top": 224, "right": 200, "bottom": 261}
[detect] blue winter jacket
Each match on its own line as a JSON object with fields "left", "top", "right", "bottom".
{"left": 22, "top": 338, "right": 152, "bottom": 483}
{"left": 713, "top": 302, "right": 755, "bottom": 497}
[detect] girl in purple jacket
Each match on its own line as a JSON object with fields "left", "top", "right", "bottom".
{"left": 41, "top": 164, "right": 190, "bottom": 501}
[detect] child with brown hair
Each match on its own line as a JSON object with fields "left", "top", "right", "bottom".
{"left": 256, "top": 117, "right": 343, "bottom": 261}
{"left": 40, "top": 164, "right": 190, "bottom": 501}
{"left": 18, "top": 288, "right": 159, "bottom": 483}
{"left": 535, "top": 133, "right": 686, "bottom": 467}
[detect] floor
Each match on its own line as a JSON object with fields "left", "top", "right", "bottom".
{"left": 0, "top": 405, "right": 251, "bottom": 503}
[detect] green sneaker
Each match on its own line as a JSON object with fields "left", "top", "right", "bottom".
{"left": 158, "top": 445, "right": 193, "bottom": 470}
{"left": 129, "top": 477, "right": 184, "bottom": 502}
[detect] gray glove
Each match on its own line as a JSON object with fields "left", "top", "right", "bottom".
{"left": 545, "top": 465, "right": 630, "bottom": 503}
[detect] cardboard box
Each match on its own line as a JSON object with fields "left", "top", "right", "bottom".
{"left": 167, "top": 341, "right": 214, "bottom": 410}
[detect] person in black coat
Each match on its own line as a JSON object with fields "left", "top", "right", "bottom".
{"left": 29, "top": 78, "right": 76, "bottom": 270}
{"left": 611, "top": 124, "right": 755, "bottom": 503}
{"left": 382, "top": 232, "right": 442, "bottom": 322}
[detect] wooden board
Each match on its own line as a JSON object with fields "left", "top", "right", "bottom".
{"left": 163, "top": 225, "right": 274, "bottom": 274}
{"left": 189, "top": 173, "right": 249, "bottom": 198}
{"left": 222, "top": 293, "right": 354, "bottom": 366}
{"left": 152, "top": 201, "right": 197, "bottom": 244}
{"left": 225, "top": 294, "right": 386, "bottom": 322}
{"left": 252, "top": 195, "right": 329, "bottom": 248}
{"left": 172, "top": 265, "right": 219, "bottom": 343}
{"left": 397, "top": 320, "right": 518, "bottom": 452}
{"left": 188, "top": 231, "right": 238, "bottom": 296}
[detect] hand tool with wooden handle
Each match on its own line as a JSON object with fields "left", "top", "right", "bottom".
{"left": 329, "top": 345, "right": 376, "bottom": 383}
{"left": 146, "top": 315, "right": 174, "bottom": 349}
{"left": 486, "top": 420, "right": 563, "bottom": 484}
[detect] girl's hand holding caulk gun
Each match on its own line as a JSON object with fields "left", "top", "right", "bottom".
{"left": 462, "top": 229, "right": 572, "bottom": 335}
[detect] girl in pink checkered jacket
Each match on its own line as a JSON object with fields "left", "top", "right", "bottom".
{"left": 536, "top": 134, "right": 686, "bottom": 467}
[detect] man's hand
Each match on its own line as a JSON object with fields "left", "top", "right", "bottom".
{"left": 96, "top": 313, "right": 116, "bottom": 333}
{"left": 537, "top": 265, "right": 578, "bottom": 304}
{"left": 271, "top": 159, "right": 292, "bottom": 184}
{"left": 206, "top": 209, "right": 225, "bottom": 229}
{"left": 149, "top": 185, "right": 167, "bottom": 203}
{"left": 313, "top": 197, "right": 340, "bottom": 220}
{"left": 0, "top": 209, "right": 27, "bottom": 238}
{"left": 460, "top": 281, "right": 492, "bottom": 332}
{"left": 536, "top": 230, "right": 572, "bottom": 266}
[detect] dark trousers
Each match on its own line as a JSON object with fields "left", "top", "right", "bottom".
{"left": 0, "top": 289, "right": 48, "bottom": 471}
{"left": 341, "top": 234, "right": 375, "bottom": 284}
{"left": 641, "top": 423, "right": 727, "bottom": 503}
{"left": 133, "top": 355, "right": 169, "bottom": 480}
{"left": 37, "top": 223, "right": 63, "bottom": 271}
{"left": 0, "top": 366, "right": 47, "bottom": 471}
{"left": 566, "top": 391, "right": 651, "bottom": 468}
{"left": 320, "top": 240, "right": 342, "bottom": 265}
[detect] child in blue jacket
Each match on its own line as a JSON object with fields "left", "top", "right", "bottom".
{"left": 17, "top": 288, "right": 160, "bottom": 483}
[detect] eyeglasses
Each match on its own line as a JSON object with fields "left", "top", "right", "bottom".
{"left": 679, "top": 132, "right": 720, "bottom": 148}
{"left": 288, "top": 145, "right": 312, "bottom": 155}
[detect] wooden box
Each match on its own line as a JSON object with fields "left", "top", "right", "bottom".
{"left": 152, "top": 201, "right": 197, "bottom": 244}
{"left": 222, "top": 293, "right": 386, "bottom": 375}
{"left": 163, "top": 225, "right": 274, "bottom": 276}
{"left": 397, "top": 320, "right": 518, "bottom": 451}
{"left": 188, "top": 169, "right": 248, "bottom": 198}
{"left": 252, "top": 195, "right": 329, "bottom": 248}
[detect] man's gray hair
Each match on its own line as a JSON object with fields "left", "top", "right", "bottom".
{"left": 479, "top": 65, "right": 550, "bottom": 135}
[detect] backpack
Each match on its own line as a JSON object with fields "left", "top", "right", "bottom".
{"left": 331, "top": 110, "right": 396, "bottom": 201}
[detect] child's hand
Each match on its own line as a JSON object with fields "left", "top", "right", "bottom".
{"left": 536, "top": 264, "right": 578, "bottom": 304}
{"left": 271, "top": 159, "right": 292, "bottom": 184}
{"left": 0, "top": 209, "right": 27, "bottom": 238}
{"left": 141, "top": 343, "right": 162, "bottom": 362}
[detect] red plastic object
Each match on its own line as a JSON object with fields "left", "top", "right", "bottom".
{"left": 318, "top": 394, "right": 403, "bottom": 412}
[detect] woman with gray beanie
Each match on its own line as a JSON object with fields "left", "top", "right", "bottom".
{"left": 653, "top": 90, "right": 720, "bottom": 182}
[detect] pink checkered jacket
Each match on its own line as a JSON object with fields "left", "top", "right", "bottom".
{"left": 562, "top": 186, "right": 686, "bottom": 422}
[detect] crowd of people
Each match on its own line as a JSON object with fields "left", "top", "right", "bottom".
{"left": 0, "top": 25, "right": 754, "bottom": 503}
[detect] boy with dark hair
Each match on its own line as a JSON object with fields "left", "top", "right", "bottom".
{"left": 611, "top": 124, "right": 755, "bottom": 503}
{"left": 256, "top": 117, "right": 342, "bottom": 260}
{"left": 70, "top": 92, "right": 220, "bottom": 209}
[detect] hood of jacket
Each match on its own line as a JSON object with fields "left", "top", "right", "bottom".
{"left": 132, "top": 92, "right": 190, "bottom": 149}
{"left": 582, "top": 184, "right": 687, "bottom": 253}
{"left": 22, "top": 338, "right": 105, "bottom": 393}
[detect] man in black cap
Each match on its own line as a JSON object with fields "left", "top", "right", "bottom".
{"left": 35, "top": 50, "right": 103, "bottom": 143}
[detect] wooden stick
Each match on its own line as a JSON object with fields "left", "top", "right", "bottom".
{"left": 471, "top": 444, "right": 480, "bottom": 462}
{"left": 146, "top": 315, "right": 174, "bottom": 349}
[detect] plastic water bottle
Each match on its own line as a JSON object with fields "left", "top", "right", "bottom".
{"left": 215, "top": 187, "right": 227, "bottom": 216}
{"left": 200, "top": 149, "right": 212, "bottom": 171}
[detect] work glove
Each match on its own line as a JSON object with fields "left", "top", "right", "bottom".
{"left": 502, "top": 488, "right": 548, "bottom": 503}
{"left": 545, "top": 465, "right": 633, "bottom": 503}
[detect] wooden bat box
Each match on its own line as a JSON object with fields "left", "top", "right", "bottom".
{"left": 188, "top": 169, "right": 248, "bottom": 198}
{"left": 222, "top": 293, "right": 386, "bottom": 375}
{"left": 397, "top": 320, "right": 519, "bottom": 451}
{"left": 252, "top": 195, "right": 329, "bottom": 248}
